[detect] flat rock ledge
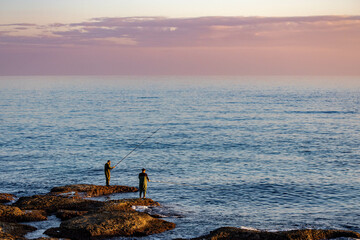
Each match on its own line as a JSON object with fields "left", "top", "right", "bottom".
{"left": 181, "top": 227, "right": 360, "bottom": 240}
{"left": 13, "top": 194, "right": 105, "bottom": 214}
{"left": 0, "top": 204, "right": 47, "bottom": 222}
{"left": 50, "top": 184, "right": 138, "bottom": 197}
{"left": 13, "top": 194, "right": 160, "bottom": 215}
{"left": 45, "top": 210, "right": 176, "bottom": 239}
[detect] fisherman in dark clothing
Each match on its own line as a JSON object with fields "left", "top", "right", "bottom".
{"left": 104, "top": 160, "right": 115, "bottom": 186}
{"left": 139, "top": 168, "right": 150, "bottom": 198}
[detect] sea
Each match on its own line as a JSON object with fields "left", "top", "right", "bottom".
{"left": 0, "top": 76, "right": 359, "bottom": 239}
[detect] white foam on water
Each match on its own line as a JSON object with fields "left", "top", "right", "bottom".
{"left": 58, "top": 191, "right": 77, "bottom": 197}
{"left": 131, "top": 205, "right": 149, "bottom": 212}
{"left": 240, "top": 226, "right": 259, "bottom": 231}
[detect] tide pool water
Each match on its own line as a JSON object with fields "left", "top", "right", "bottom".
{"left": 0, "top": 76, "right": 359, "bottom": 239}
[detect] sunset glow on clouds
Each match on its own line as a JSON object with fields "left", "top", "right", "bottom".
{"left": 1, "top": 1, "right": 360, "bottom": 75}
{"left": 2, "top": 16, "right": 360, "bottom": 48}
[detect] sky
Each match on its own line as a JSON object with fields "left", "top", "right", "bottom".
{"left": 0, "top": 0, "right": 360, "bottom": 75}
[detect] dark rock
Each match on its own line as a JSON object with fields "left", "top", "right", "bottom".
{"left": 0, "top": 221, "right": 37, "bottom": 239}
{"left": 99, "top": 198, "right": 160, "bottom": 212}
{"left": 0, "top": 232, "right": 20, "bottom": 240}
{"left": 0, "top": 205, "right": 47, "bottom": 222}
{"left": 45, "top": 210, "right": 175, "bottom": 239}
{"left": 50, "top": 184, "right": 138, "bottom": 197}
{"left": 183, "top": 227, "right": 360, "bottom": 240}
{"left": 45, "top": 211, "right": 175, "bottom": 239}
{"left": 0, "top": 193, "right": 16, "bottom": 204}
{"left": 13, "top": 195, "right": 104, "bottom": 214}
{"left": 45, "top": 197, "right": 171, "bottom": 239}
{"left": 55, "top": 210, "right": 88, "bottom": 221}
{"left": 0, "top": 205, "right": 23, "bottom": 222}
{"left": 20, "top": 209, "right": 47, "bottom": 222}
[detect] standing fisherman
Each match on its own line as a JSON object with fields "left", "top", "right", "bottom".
{"left": 104, "top": 160, "right": 115, "bottom": 186}
{"left": 139, "top": 168, "right": 150, "bottom": 198}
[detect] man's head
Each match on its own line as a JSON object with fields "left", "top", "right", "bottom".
{"left": 142, "top": 168, "right": 146, "bottom": 173}
{"left": 108, "top": 160, "right": 111, "bottom": 164}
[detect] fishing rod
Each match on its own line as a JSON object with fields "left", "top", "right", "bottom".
{"left": 114, "top": 121, "right": 168, "bottom": 168}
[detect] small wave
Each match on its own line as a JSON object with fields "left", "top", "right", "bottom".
{"left": 285, "top": 110, "right": 356, "bottom": 114}
{"left": 131, "top": 205, "right": 149, "bottom": 212}
{"left": 137, "top": 97, "right": 159, "bottom": 99}
{"left": 240, "top": 226, "right": 259, "bottom": 231}
{"left": 58, "top": 191, "right": 78, "bottom": 197}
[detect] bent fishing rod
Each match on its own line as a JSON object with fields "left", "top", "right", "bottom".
{"left": 114, "top": 121, "right": 168, "bottom": 168}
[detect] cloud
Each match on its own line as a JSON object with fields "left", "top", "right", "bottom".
{"left": 1, "top": 16, "right": 359, "bottom": 75}
{"left": 0, "top": 23, "right": 37, "bottom": 27}
{"left": 1, "top": 16, "right": 360, "bottom": 48}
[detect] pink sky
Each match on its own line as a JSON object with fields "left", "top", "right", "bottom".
{"left": 1, "top": 16, "right": 359, "bottom": 75}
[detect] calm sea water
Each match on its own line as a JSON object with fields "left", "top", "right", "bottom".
{"left": 0, "top": 76, "right": 359, "bottom": 239}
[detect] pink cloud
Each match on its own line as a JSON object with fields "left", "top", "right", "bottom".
{"left": 0, "top": 16, "right": 359, "bottom": 75}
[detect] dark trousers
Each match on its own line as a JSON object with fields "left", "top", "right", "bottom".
{"left": 139, "top": 188, "right": 147, "bottom": 198}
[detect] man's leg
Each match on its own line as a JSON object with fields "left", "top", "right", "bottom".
{"left": 106, "top": 177, "right": 110, "bottom": 186}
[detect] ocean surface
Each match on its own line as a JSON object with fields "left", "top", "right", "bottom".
{"left": 0, "top": 76, "right": 359, "bottom": 239}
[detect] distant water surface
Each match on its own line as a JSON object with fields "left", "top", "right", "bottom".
{"left": 0, "top": 76, "right": 359, "bottom": 239}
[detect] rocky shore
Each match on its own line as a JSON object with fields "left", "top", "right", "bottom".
{"left": 1, "top": 185, "right": 360, "bottom": 240}
{"left": 0, "top": 184, "right": 175, "bottom": 239}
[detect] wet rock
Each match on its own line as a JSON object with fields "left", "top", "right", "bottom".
{"left": 55, "top": 210, "right": 88, "bottom": 221}
{"left": 13, "top": 195, "right": 104, "bottom": 214}
{"left": 13, "top": 194, "right": 162, "bottom": 217}
{"left": 50, "top": 184, "right": 138, "bottom": 197}
{"left": 0, "top": 205, "right": 47, "bottom": 222}
{"left": 14, "top": 192, "right": 159, "bottom": 213}
{"left": 45, "top": 210, "right": 176, "bottom": 239}
{"left": 0, "top": 221, "right": 37, "bottom": 239}
{"left": 99, "top": 198, "right": 160, "bottom": 212}
{"left": 0, "top": 193, "right": 16, "bottom": 204}
{"left": 183, "top": 227, "right": 360, "bottom": 240}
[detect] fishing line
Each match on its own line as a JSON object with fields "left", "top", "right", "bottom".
{"left": 151, "top": 180, "right": 211, "bottom": 188}
{"left": 114, "top": 121, "right": 169, "bottom": 168}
